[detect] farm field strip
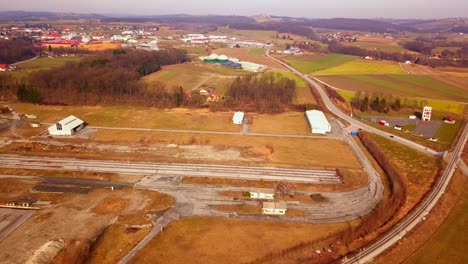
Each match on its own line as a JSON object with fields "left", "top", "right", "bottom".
{"left": 314, "top": 60, "right": 407, "bottom": 75}
{"left": 285, "top": 53, "right": 357, "bottom": 73}
{"left": 317, "top": 74, "right": 468, "bottom": 102}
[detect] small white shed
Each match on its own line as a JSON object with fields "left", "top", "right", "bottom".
{"left": 232, "top": 111, "right": 244, "bottom": 125}
{"left": 262, "top": 201, "right": 287, "bottom": 215}
{"left": 305, "top": 110, "right": 331, "bottom": 134}
{"left": 249, "top": 188, "right": 275, "bottom": 200}
{"left": 48, "top": 115, "right": 85, "bottom": 136}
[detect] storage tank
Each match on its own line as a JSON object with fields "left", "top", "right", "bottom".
{"left": 204, "top": 54, "right": 219, "bottom": 63}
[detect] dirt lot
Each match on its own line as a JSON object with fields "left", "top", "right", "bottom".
{"left": 130, "top": 217, "right": 355, "bottom": 264}
{"left": 88, "top": 131, "right": 362, "bottom": 169}
{"left": 0, "top": 178, "right": 173, "bottom": 264}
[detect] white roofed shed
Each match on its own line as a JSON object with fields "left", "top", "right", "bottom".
{"left": 48, "top": 115, "right": 86, "bottom": 136}
{"left": 305, "top": 110, "right": 331, "bottom": 134}
{"left": 232, "top": 111, "right": 244, "bottom": 125}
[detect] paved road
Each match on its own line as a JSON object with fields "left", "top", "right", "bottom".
{"left": 265, "top": 49, "right": 441, "bottom": 157}
{"left": 0, "top": 209, "right": 35, "bottom": 242}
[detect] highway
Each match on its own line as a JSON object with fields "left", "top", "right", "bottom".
{"left": 266, "top": 48, "right": 467, "bottom": 263}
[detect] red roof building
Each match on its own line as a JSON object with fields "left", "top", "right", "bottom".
{"left": 0, "top": 64, "right": 8, "bottom": 71}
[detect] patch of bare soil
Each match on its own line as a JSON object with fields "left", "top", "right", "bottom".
{"left": 92, "top": 197, "right": 129, "bottom": 215}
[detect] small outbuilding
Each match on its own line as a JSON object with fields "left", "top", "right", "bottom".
{"left": 444, "top": 116, "right": 456, "bottom": 124}
{"left": 48, "top": 115, "right": 86, "bottom": 136}
{"left": 305, "top": 110, "right": 331, "bottom": 134}
{"left": 262, "top": 201, "right": 287, "bottom": 215}
{"left": 249, "top": 188, "right": 275, "bottom": 200}
{"left": 232, "top": 111, "right": 244, "bottom": 125}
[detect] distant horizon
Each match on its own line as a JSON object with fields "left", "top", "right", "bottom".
{"left": 1, "top": 10, "right": 467, "bottom": 21}
{"left": 0, "top": 0, "right": 467, "bottom": 19}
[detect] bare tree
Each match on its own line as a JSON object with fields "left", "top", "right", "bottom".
{"left": 276, "top": 180, "right": 292, "bottom": 196}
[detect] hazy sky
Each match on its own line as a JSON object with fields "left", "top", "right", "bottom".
{"left": 0, "top": 0, "right": 466, "bottom": 19}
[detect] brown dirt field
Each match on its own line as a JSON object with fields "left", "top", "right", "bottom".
{"left": 183, "top": 168, "right": 366, "bottom": 193}
{"left": 92, "top": 197, "right": 129, "bottom": 214}
{"left": 373, "top": 169, "right": 465, "bottom": 264}
{"left": 402, "top": 64, "right": 468, "bottom": 89}
{"left": 214, "top": 203, "right": 262, "bottom": 215}
{"left": 79, "top": 42, "right": 121, "bottom": 51}
{"left": 212, "top": 47, "right": 287, "bottom": 70}
{"left": 248, "top": 111, "right": 311, "bottom": 135}
{"left": 294, "top": 85, "right": 317, "bottom": 105}
{"left": 90, "top": 131, "right": 361, "bottom": 169}
{"left": 438, "top": 66, "right": 468, "bottom": 77}
{"left": 0, "top": 168, "right": 142, "bottom": 183}
{"left": 0, "top": 181, "right": 174, "bottom": 264}
{"left": 130, "top": 217, "right": 355, "bottom": 264}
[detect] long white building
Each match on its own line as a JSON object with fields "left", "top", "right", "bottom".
{"left": 305, "top": 110, "right": 331, "bottom": 134}
{"left": 48, "top": 115, "right": 86, "bottom": 136}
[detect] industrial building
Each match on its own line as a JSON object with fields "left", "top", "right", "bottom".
{"left": 262, "top": 201, "right": 287, "bottom": 215}
{"left": 221, "top": 61, "right": 242, "bottom": 69}
{"left": 201, "top": 54, "right": 228, "bottom": 64}
{"left": 305, "top": 110, "right": 331, "bottom": 134}
{"left": 232, "top": 112, "right": 244, "bottom": 125}
{"left": 48, "top": 115, "right": 86, "bottom": 136}
{"left": 239, "top": 61, "right": 267, "bottom": 72}
{"left": 249, "top": 188, "right": 275, "bottom": 200}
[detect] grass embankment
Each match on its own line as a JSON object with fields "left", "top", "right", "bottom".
{"left": 319, "top": 74, "right": 468, "bottom": 102}
{"left": 285, "top": 53, "right": 357, "bottom": 74}
{"left": 314, "top": 59, "right": 407, "bottom": 75}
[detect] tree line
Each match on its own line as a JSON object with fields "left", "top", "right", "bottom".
{"left": 4, "top": 49, "right": 188, "bottom": 106}
{"left": 0, "top": 38, "right": 39, "bottom": 64}
{"left": 351, "top": 92, "right": 402, "bottom": 113}
{"left": 219, "top": 72, "right": 296, "bottom": 113}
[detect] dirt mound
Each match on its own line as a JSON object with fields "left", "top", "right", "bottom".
{"left": 92, "top": 197, "right": 129, "bottom": 215}
{"left": 245, "top": 146, "right": 273, "bottom": 157}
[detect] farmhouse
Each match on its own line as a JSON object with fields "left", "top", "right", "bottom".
{"left": 232, "top": 111, "right": 244, "bottom": 125}
{"left": 262, "top": 201, "right": 287, "bottom": 215}
{"left": 249, "top": 188, "right": 275, "bottom": 200}
{"left": 48, "top": 115, "right": 86, "bottom": 136}
{"left": 305, "top": 110, "right": 331, "bottom": 134}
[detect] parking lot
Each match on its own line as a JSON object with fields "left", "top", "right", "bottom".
{"left": 364, "top": 116, "right": 442, "bottom": 138}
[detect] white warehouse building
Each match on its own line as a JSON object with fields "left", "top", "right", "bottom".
{"left": 232, "top": 111, "right": 244, "bottom": 125}
{"left": 305, "top": 110, "right": 331, "bottom": 134}
{"left": 48, "top": 115, "right": 86, "bottom": 136}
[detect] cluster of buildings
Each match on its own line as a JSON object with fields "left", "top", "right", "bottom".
{"left": 248, "top": 188, "right": 288, "bottom": 215}
{"left": 181, "top": 33, "right": 271, "bottom": 48}
{"left": 0, "top": 64, "right": 17, "bottom": 72}
{"left": 200, "top": 54, "right": 267, "bottom": 72}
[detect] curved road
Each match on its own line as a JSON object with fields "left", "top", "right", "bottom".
{"left": 265, "top": 48, "right": 441, "bottom": 157}
{"left": 265, "top": 48, "right": 467, "bottom": 263}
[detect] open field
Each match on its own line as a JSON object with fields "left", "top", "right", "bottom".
{"left": 344, "top": 35, "right": 411, "bottom": 53}
{"left": 5, "top": 102, "right": 240, "bottom": 132}
{"left": 209, "top": 27, "right": 310, "bottom": 45}
{"left": 211, "top": 47, "right": 286, "bottom": 69}
{"left": 314, "top": 59, "right": 407, "bottom": 75}
{"left": 78, "top": 42, "right": 121, "bottom": 51}
{"left": 7, "top": 57, "right": 82, "bottom": 79}
{"left": 319, "top": 74, "right": 468, "bottom": 102}
{"left": 248, "top": 111, "right": 311, "bottom": 135}
{"left": 437, "top": 66, "right": 468, "bottom": 77}
{"left": 284, "top": 53, "right": 357, "bottom": 74}
{"left": 130, "top": 217, "right": 357, "bottom": 264}
{"left": 269, "top": 69, "right": 316, "bottom": 105}
{"left": 143, "top": 62, "right": 245, "bottom": 93}
{"left": 89, "top": 131, "right": 362, "bottom": 169}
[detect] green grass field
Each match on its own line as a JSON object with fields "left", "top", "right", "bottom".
{"left": 314, "top": 60, "right": 406, "bottom": 75}
{"left": 346, "top": 42, "right": 406, "bottom": 53}
{"left": 319, "top": 74, "right": 468, "bottom": 102}
{"left": 285, "top": 53, "right": 357, "bottom": 74}
{"left": 270, "top": 69, "right": 316, "bottom": 105}
{"left": 9, "top": 57, "right": 82, "bottom": 79}
{"left": 436, "top": 120, "right": 465, "bottom": 147}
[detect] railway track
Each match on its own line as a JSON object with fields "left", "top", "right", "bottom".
{"left": 342, "top": 123, "right": 468, "bottom": 263}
